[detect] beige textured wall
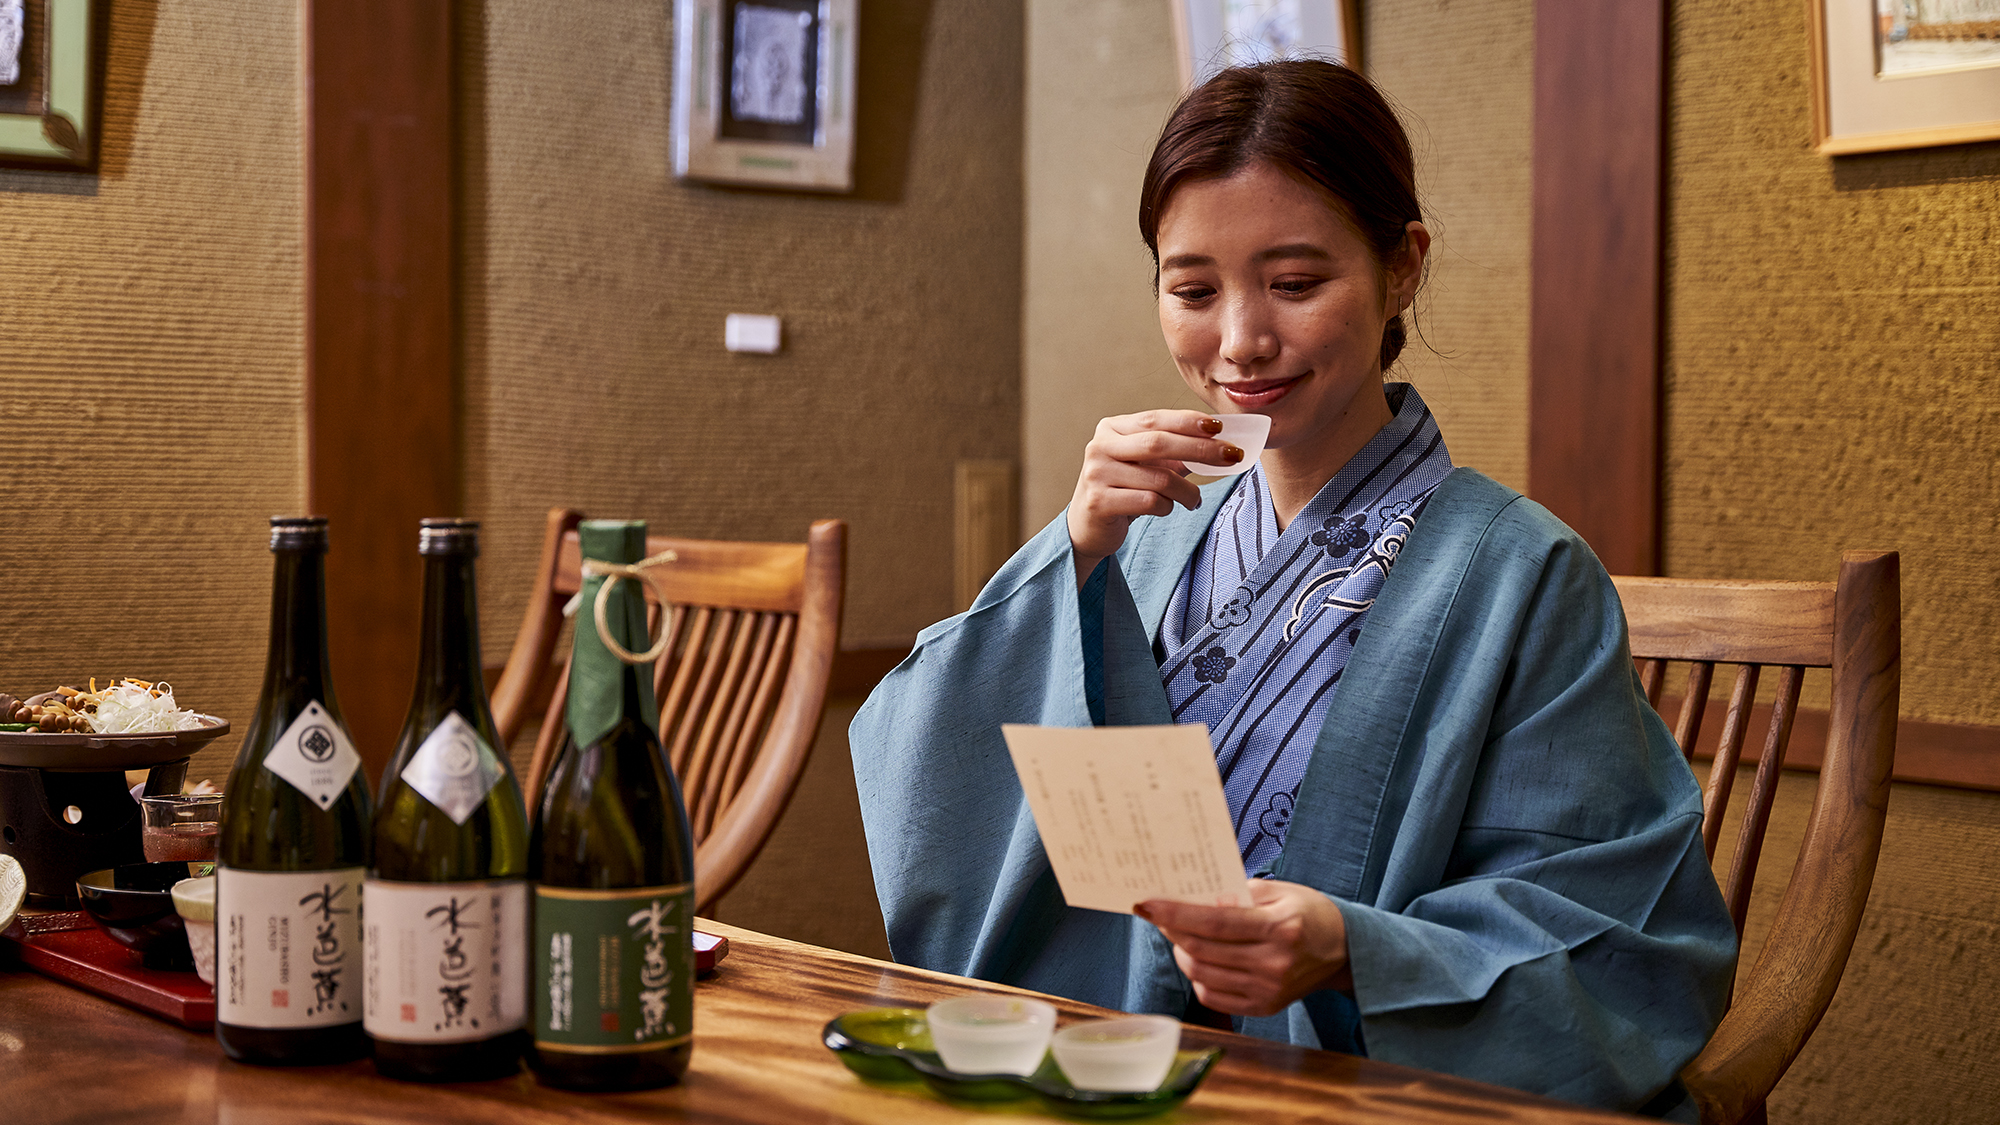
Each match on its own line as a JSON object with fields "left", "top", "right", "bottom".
{"left": 1716, "top": 772, "right": 2000, "bottom": 1123}
{"left": 461, "top": 0, "right": 1023, "bottom": 658}
{"left": 0, "top": 3, "right": 304, "bottom": 785}
{"left": 1022, "top": 0, "right": 1533, "bottom": 530}
{"left": 1666, "top": 4, "right": 2000, "bottom": 1118}
{"left": 1021, "top": 0, "right": 1183, "bottom": 527}
{"left": 1367, "top": 0, "right": 1532, "bottom": 492}
{"left": 458, "top": 0, "right": 1021, "bottom": 949}
{"left": 1666, "top": 0, "right": 2000, "bottom": 727}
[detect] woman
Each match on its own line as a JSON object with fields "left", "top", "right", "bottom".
{"left": 851, "top": 60, "right": 1735, "bottom": 1119}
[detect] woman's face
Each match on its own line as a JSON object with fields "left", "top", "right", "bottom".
{"left": 1155, "top": 161, "right": 1424, "bottom": 470}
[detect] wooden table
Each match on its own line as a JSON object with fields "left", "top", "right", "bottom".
{"left": 0, "top": 919, "right": 1645, "bottom": 1124}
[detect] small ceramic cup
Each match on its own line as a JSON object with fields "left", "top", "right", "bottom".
{"left": 1184, "top": 413, "right": 1272, "bottom": 477}
{"left": 170, "top": 875, "right": 216, "bottom": 985}
{"left": 925, "top": 995, "right": 1057, "bottom": 1076}
{"left": 1050, "top": 1014, "right": 1182, "bottom": 1092}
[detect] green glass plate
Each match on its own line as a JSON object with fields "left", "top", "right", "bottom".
{"left": 821, "top": 1007, "right": 1223, "bottom": 1118}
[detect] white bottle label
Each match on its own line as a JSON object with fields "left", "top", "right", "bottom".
{"left": 217, "top": 866, "right": 365, "bottom": 1029}
{"left": 262, "top": 700, "right": 363, "bottom": 809}
{"left": 364, "top": 878, "right": 528, "bottom": 1044}
{"left": 399, "top": 712, "right": 506, "bottom": 825}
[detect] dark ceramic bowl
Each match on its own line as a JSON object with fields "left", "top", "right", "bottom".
{"left": 76, "top": 862, "right": 203, "bottom": 970}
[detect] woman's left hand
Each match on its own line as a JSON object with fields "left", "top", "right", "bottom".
{"left": 1137, "top": 879, "right": 1352, "bottom": 1017}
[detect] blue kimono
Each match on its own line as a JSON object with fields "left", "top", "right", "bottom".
{"left": 850, "top": 447, "right": 1736, "bottom": 1116}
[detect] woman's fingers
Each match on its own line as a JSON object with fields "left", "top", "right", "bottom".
{"left": 1069, "top": 409, "right": 1241, "bottom": 574}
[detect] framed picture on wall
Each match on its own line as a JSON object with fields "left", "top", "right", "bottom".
{"left": 672, "top": 0, "right": 858, "bottom": 191}
{"left": 1170, "top": 0, "right": 1362, "bottom": 89}
{"left": 1810, "top": 0, "right": 2000, "bottom": 154}
{"left": 0, "top": 0, "right": 103, "bottom": 171}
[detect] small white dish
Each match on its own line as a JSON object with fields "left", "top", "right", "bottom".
{"left": 926, "top": 995, "right": 1057, "bottom": 1076}
{"left": 1050, "top": 1014, "right": 1182, "bottom": 1092}
{"left": 1185, "top": 413, "right": 1271, "bottom": 477}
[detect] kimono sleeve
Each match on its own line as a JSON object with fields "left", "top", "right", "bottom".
{"left": 1332, "top": 514, "right": 1738, "bottom": 1116}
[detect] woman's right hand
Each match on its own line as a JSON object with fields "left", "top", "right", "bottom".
{"left": 1067, "top": 410, "right": 1242, "bottom": 583}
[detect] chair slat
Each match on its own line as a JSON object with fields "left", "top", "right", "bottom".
{"left": 1673, "top": 662, "right": 1715, "bottom": 763}
{"left": 675, "top": 610, "right": 741, "bottom": 833}
{"left": 692, "top": 612, "right": 763, "bottom": 839}
{"left": 1722, "top": 664, "right": 1804, "bottom": 935}
{"left": 719, "top": 614, "right": 795, "bottom": 815}
{"left": 1612, "top": 576, "right": 1836, "bottom": 667}
{"left": 1639, "top": 658, "right": 1666, "bottom": 707}
{"left": 661, "top": 607, "right": 714, "bottom": 776}
{"left": 1701, "top": 663, "right": 1761, "bottom": 860}
{"left": 703, "top": 613, "right": 780, "bottom": 831}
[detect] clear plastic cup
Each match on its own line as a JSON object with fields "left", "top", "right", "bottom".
{"left": 925, "top": 995, "right": 1057, "bottom": 1076}
{"left": 1185, "top": 413, "right": 1271, "bottom": 477}
{"left": 1050, "top": 1014, "right": 1181, "bottom": 1092}
{"left": 139, "top": 793, "right": 222, "bottom": 864}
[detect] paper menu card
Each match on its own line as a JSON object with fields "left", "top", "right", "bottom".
{"left": 1001, "top": 723, "right": 1246, "bottom": 915}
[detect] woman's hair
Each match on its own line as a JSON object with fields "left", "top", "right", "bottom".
{"left": 1139, "top": 60, "right": 1421, "bottom": 370}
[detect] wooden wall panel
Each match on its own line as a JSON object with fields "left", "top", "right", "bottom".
{"left": 306, "top": 0, "right": 456, "bottom": 780}
{"left": 1528, "top": 0, "right": 1665, "bottom": 576}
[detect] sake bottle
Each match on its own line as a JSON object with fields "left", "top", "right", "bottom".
{"left": 216, "top": 516, "right": 373, "bottom": 1065}
{"left": 365, "top": 519, "right": 530, "bottom": 1082}
{"left": 528, "top": 519, "right": 695, "bottom": 1091}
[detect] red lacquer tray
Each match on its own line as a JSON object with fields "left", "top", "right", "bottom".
{"left": 1, "top": 910, "right": 215, "bottom": 1028}
{"left": 2, "top": 912, "right": 728, "bottom": 1033}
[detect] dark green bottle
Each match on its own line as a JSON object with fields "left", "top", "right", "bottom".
{"left": 365, "top": 519, "right": 530, "bottom": 1082}
{"left": 527, "top": 519, "right": 695, "bottom": 1091}
{"left": 216, "top": 516, "right": 373, "bottom": 1065}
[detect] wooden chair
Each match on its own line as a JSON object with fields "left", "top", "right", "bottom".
{"left": 490, "top": 508, "right": 846, "bottom": 914}
{"left": 1611, "top": 551, "right": 1899, "bottom": 1125}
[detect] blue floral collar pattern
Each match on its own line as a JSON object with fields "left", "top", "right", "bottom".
{"left": 1159, "top": 384, "right": 1452, "bottom": 872}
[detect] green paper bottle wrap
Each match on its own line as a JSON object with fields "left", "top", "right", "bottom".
{"left": 568, "top": 520, "right": 661, "bottom": 749}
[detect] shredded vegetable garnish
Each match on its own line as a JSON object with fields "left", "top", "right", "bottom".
{"left": 84, "top": 679, "right": 205, "bottom": 734}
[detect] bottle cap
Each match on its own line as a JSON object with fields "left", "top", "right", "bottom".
{"left": 418, "top": 517, "right": 480, "bottom": 556}
{"left": 268, "top": 516, "right": 329, "bottom": 552}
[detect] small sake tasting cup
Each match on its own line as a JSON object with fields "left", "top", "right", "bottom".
{"left": 171, "top": 875, "right": 217, "bottom": 985}
{"left": 1049, "top": 1014, "right": 1182, "bottom": 1092}
{"left": 925, "top": 995, "right": 1057, "bottom": 1076}
{"left": 1185, "top": 413, "right": 1272, "bottom": 477}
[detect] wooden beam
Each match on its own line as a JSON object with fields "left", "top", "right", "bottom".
{"left": 305, "top": 1, "right": 456, "bottom": 782}
{"left": 1665, "top": 693, "right": 2000, "bottom": 794}
{"left": 1528, "top": 0, "right": 1666, "bottom": 576}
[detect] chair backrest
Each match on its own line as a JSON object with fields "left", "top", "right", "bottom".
{"left": 1611, "top": 551, "right": 1899, "bottom": 1125}
{"left": 490, "top": 508, "right": 846, "bottom": 913}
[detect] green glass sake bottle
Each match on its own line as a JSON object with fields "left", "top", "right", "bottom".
{"left": 365, "top": 519, "right": 531, "bottom": 1082}
{"left": 216, "top": 516, "right": 374, "bottom": 1065}
{"left": 527, "top": 519, "right": 695, "bottom": 1091}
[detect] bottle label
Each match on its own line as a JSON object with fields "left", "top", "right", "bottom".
{"left": 261, "top": 700, "right": 362, "bottom": 809}
{"left": 399, "top": 712, "right": 506, "bottom": 825}
{"left": 363, "top": 878, "right": 528, "bottom": 1044}
{"left": 533, "top": 883, "right": 694, "bottom": 1053}
{"left": 216, "top": 866, "right": 366, "bottom": 1029}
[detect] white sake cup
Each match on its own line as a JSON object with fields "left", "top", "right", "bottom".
{"left": 926, "top": 995, "right": 1057, "bottom": 1076}
{"left": 1050, "top": 1014, "right": 1182, "bottom": 1092}
{"left": 1184, "top": 413, "right": 1271, "bottom": 477}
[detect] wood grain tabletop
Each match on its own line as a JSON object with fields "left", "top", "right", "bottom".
{"left": 0, "top": 918, "right": 1646, "bottom": 1124}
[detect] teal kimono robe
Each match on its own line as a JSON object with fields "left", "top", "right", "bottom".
{"left": 850, "top": 467, "right": 1736, "bottom": 1116}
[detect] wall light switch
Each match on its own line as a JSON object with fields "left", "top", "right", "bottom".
{"left": 725, "top": 313, "right": 782, "bottom": 354}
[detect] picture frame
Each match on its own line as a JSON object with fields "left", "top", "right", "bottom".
{"left": 0, "top": 0, "right": 103, "bottom": 171}
{"left": 672, "top": 0, "right": 858, "bottom": 192}
{"left": 1170, "top": 0, "right": 1362, "bottom": 89}
{"left": 1808, "top": 0, "right": 2000, "bottom": 155}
